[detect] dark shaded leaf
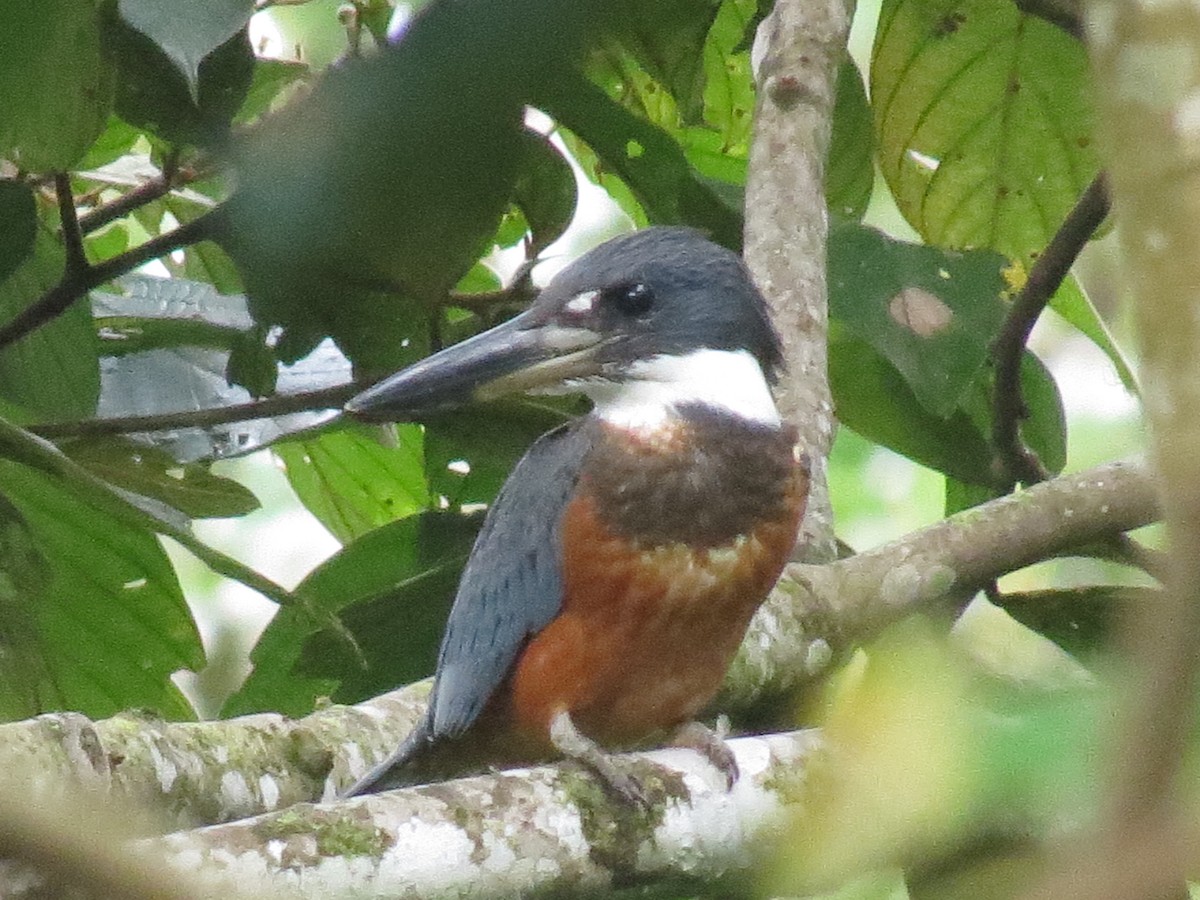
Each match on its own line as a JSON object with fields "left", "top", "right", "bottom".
{"left": 60, "top": 437, "right": 260, "bottom": 518}
{"left": 0, "top": 0, "right": 112, "bottom": 171}
{"left": 224, "top": 1, "right": 611, "bottom": 365}
{"left": 0, "top": 231, "right": 100, "bottom": 419}
{"left": 105, "top": 8, "right": 255, "bottom": 148}
{"left": 511, "top": 130, "right": 578, "bottom": 254}
{"left": 827, "top": 61, "right": 874, "bottom": 221}
{"left": 117, "top": 0, "right": 254, "bottom": 100}
{"left": 0, "top": 459, "right": 201, "bottom": 720}
{"left": 275, "top": 424, "right": 430, "bottom": 544}
{"left": 872, "top": 0, "right": 1098, "bottom": 266}
{"left": 0, "top": 181, "right": 36, "bottom": 285}
{"left": 223, "top": 510, "right": 479, "bottom": 717}
{"left": 424, "top": 399, "right": 574, "bottom": 509}
{"left": 828, "top": 222, "right": 1009, "bottom": 418}
{"left": 997, "top": 586, "right": 1146, "bottom": 665}
{"left": 829, "top": 328, "right": 994, "bottom": 486}
{"left": 226, "top": 329, "right": 279, "bottom": 398}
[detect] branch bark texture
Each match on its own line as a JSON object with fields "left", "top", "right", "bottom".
{"left": 742, "top": 0, "right": 852, "bottom": 565}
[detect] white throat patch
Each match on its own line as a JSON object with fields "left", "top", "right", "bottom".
{"left": 584, "top": 348, "right": 781, "bottom": 431}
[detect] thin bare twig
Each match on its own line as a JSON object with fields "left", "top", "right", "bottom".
{"left": 31, "top": 382, "right": 363, "bottom": 440}
{"left": 76, "top": 151, "right": 182, "bottom": 235}
{"left": 990, "top": 173, "right": 1109, "bottom": 488}
{"left": 0, "top": 209, "right": 222, "bottom": 350}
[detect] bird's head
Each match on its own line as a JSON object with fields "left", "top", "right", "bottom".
{"left": 346, "top": 227, "right": 784, "bottom": 428}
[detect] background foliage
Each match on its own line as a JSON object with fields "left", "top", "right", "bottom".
{"left": 0, "top": 0, "right": 1152, "bottom": 895}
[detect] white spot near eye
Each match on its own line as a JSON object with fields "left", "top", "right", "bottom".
{"left": 124, "top": 578, "right": 147, "bottom": 590}
{"left": 447, "top": 459, "right": 471, "bottom": 475}
{"left": 564, "top": 290, "right": 599, "bottom": 315}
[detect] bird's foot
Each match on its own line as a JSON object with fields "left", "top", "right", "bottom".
{"left": 671, "top": 716, "right": 739, "bottom": 789}
{"left": 549, "top": 710, "right": 651, "bottom": 810}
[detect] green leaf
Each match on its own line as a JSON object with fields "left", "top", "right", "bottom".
{"left": 224, "top": 0, "right": 608, "bottom": 363}
{"left": 608, "top": 0, "right": 722, "bottom": 123}
{"left": 105, "top": 7, "right": 255, "bottom": 148}
{"left": 0, "top": 0, "right": 112, "bottom": 171}
{"left": 223, "top": 510, "right": 478, "bottom": 717}
{"left": 77, "top": 115, "right": 142, "bottom": 170}
{"left": 828, "top": 222, "right": 1009, "bottom": 418}
{"left": 117, "top": 0, "right": 254, "bottom": 101}
{"left": 59, "top": 437, "right": 260, "bottom": 519}
{"left": 997, "top": 586, "right": 1141, "bottom": 666}
{"left": 701, "top": 0, "right": 756, "bottom": 153}
{"left": 535, "top": 69, "right": 743, "bottom": 248}
{"left": 294, "top": 512, "right": 481, "bottom": 704}
{"left": 0, "top": 181, "right": 36, "bottom": 285}
{"left": 0, "top": 459, "right": 202, "bottom": 720}
{"left": 274, "top": 424, "right": 431, "bottom": 544}
{"left": 0, "top": 231, "right": 101, "bottom": 420}
{"left": 829, "top": 328, "right": 994, "bottom": 486}
{"left": 512, "top": 130, "right": 578, "bottom": 254}
{"left": 225, "top": 329, "right": 279, "bottom": 398}
{"left": 1016, "top": 351, "right": 1067, "bottom": 475}
{"left": 234, "top": 58, "right": 309, "bottom": 125}
{"left": 424, "top": 399, "right": 573, "bottom": 509}
{"left": 872, "top": 0, "right": 1098, "bottom": 266}
{"left": 1049, "top": 273, "right": 1138, "bottom": 394}
{"left": 827, "top": 61, "right": 875, "bottom": 221}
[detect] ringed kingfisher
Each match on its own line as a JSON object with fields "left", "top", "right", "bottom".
{"left": 342, "top": 227, "right": 809, "bottom": 800}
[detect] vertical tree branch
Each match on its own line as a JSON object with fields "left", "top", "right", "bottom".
{"left": 742, "top": 0, "right": 849, "bottom": 566}
{"left": 726, "top": 0, "right": 853, "bottom": 710}
{"left": 1024, "top": 7, "right": 1200, "bottom": 899}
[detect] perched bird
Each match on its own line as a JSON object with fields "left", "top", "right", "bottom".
{"left": 342, "top": 227, "right": 808, "bottom": 800}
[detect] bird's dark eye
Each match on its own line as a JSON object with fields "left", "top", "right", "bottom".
{"left": 606, "top": 282, "right": 655, "bottom": 317}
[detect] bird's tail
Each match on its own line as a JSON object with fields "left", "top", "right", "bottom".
{"left": 342, "top": 722, "right": 434, "bottom": 797}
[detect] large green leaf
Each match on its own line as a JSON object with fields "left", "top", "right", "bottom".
{"left": 224, "top": 1, "right": 611, "bottom": 364}
{"left": 828, "top": 222, "right": 1009, "bottom": 418}
{"left": 829, "top": 328, "right": 994, "bottom": 485}
{"left": 60, "top": 437, "right": 260, "bottom": 519}
{"left": 274, "top": 424, "right": 430, "bottom": 545}
{"left": 872, "top": 0, "right": 1098, "bottom": 266}
{"left": 701, "top": 0, "right": 757, "bottom": 154}
{"left": 0, "top": 0, "right": 112, "bottom": 171}
{"left": 0, "top": 231, "right": 100, "bottom": 420}
{"left": 117, "top": 0, "right": 254, "bottom": 100}
{"left": 0, "top": 459, "right": 201, "bottom": 721}
{"left": 223, "top": 510, "right": 478, "bottom": 717}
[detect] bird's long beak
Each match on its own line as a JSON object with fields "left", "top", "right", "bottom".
{"left": 345, "top": 310, "right": 604, "bottom": 422}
